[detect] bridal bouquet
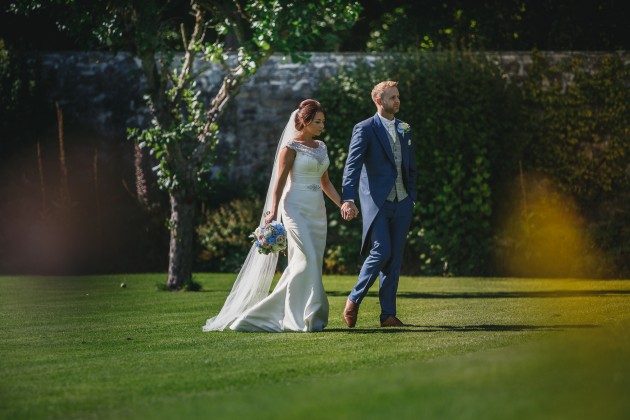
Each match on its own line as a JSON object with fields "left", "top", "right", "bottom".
{"left": 251, "top": 221, "right": 287, "bottom": 255}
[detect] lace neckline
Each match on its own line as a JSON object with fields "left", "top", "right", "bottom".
{"left": 287, "top": 140, "right": 327, "bottom": 164}
{"left": 292, "top": 139, "right": 320, "bottom": 149}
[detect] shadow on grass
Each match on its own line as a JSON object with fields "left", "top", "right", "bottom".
{"left": 325, "top": 324, "right": 598, "bottom": 334}
{"left": 326, "top": 290, "right": 630, "bottom": 299}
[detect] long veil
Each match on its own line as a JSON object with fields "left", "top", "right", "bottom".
{"left": 202, "top": 110, "right": 298, "bottom": 331}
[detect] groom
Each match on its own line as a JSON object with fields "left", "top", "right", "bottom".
{"left": 340, "top": 80, "right": 417, "bottom": 328}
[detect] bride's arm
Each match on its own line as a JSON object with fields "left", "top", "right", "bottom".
{"left": 320, "top": 170, "right": 342, "bottom": 209}
{"left": 265, "top": 147, "right": 296, "bottom": 224}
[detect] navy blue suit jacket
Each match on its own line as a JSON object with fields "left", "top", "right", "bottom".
{"left": 342, "top": 113, "right": 417, "bottom": 255}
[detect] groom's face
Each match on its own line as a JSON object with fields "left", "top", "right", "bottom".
{"left": 379, "top": 87, "right": 400, "bottom": 115}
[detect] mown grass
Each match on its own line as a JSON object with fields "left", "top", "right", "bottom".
{"left": 1, "top": 274, "right": 629, "bottom": 419}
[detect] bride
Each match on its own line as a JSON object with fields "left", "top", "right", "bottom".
{"left": 203, "top": 99, "right": 350, "bottom": 332}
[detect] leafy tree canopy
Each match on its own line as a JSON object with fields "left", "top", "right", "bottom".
{"left": 3, "top": 0, "right": 627, "bottom": 52}
{"left": 6, "top": 0, "right": 361, "bottom": 289}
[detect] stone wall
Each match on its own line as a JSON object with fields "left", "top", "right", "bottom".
{"left": 39, "top": 51, "right": 628, "bottom": 179}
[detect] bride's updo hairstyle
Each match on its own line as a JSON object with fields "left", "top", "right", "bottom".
{"left": 294, "top": 99, "right": 325, "bottom": 131}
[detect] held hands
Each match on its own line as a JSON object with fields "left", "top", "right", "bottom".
{"left": 341, "top": 201, "right": 359, "bottom": 221}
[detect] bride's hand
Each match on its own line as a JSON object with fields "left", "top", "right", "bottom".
{"left": 340, "top": 202, "right": 359, "bottom": 221}
{"left": 264, "top": 211, "right": 276, "bottom": 225}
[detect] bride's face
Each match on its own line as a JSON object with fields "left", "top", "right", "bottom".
{"left": 303, "top": 111, "right": 325, "bottom": 138}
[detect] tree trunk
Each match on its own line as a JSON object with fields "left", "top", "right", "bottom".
{"left": 166, "top": 191, "right": 195, "bottom": 290}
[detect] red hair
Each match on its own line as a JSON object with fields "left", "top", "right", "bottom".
{"left": 294, "top": 99, "right": 325, "bottom": 131}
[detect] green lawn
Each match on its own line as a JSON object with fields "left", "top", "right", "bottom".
{"left": 1, "top": 274, "right": 629, "bottom": 419}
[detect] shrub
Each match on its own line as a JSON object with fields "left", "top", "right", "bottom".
{"left": 522, "top": 53, "right": 630, "bottom": 206}
{"left": 197, "top": 197, "right": 263, "bottom": 273}
{"left": 518, "top": 52, "right": 630, "bottom": 277}
{"left": 0, "top": 39, "right": 52, "bottom": 155}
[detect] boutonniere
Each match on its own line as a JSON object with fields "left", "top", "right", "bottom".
{"left": 396, "top": 122, "right": 411, "bottom": 135}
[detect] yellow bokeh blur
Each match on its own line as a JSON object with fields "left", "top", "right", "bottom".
{"left": 496, "top": 172, "right": 610, "bottom": 278}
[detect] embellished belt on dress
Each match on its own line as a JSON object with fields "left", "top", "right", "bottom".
{"left": 290, "top": 183, "right": 322, "bottom": 191}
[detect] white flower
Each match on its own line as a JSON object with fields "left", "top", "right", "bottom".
{"left": 251, "top": 221, "right": 288, "bottom": 255}
{"left": 398, "top": 122, "right": 411, "bottom": 133}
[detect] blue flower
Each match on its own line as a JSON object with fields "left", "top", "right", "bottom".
{"left": 251, "top": 221, "right": 288, "bottom": 255}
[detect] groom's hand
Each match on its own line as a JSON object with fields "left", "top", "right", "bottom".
{"left": 341, "top": 201, "right": 359, "bottom": 221}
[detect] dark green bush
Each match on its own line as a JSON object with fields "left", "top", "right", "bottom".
{"left": 0, "top": 39, "right": 52, "bottom": 155}
{"left": 493, "top": 173, "right": 615, "bottom": 278}
{"left": 518, "top": 53, "right": 630, "bottom": 277}
{"left": 522, "top": 53, "right": 630, "bottom": 206}
{"left": 196, "top": 197, "right": 263, "bottom": 273}
{"left": 317, "top": 51, "right": 525, "bottom": 275}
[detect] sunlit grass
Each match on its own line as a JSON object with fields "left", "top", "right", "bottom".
{"left": 1, "top": 274, "right": 629, "bottom": 419}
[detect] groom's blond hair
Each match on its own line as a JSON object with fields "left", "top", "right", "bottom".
{"left": 371, "top": 80, "right": 398, "bottom": 103}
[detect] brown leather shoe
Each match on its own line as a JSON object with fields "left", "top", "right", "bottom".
{"left": 343, "top": 299, "right": 359, "bottom": 328}
{"left": 380, "top": 316, "right": 405, "bottom": 327}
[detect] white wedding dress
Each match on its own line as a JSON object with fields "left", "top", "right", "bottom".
{"left": 223, "top": 140, "right": 330, "bottom": 332}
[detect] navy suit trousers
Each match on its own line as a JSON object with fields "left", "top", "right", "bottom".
{"left": 348, "top": 196, "right": 414, "bottom": 321}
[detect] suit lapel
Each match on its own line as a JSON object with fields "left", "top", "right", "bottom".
{"left": 394, "top": 121, "right": 404, "bottom": 143}
{"left": 372, "top": 114, "right": 395, "bottom": 164}
{"left": 395, "top": 119, "right": 409, "bottom": 168}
